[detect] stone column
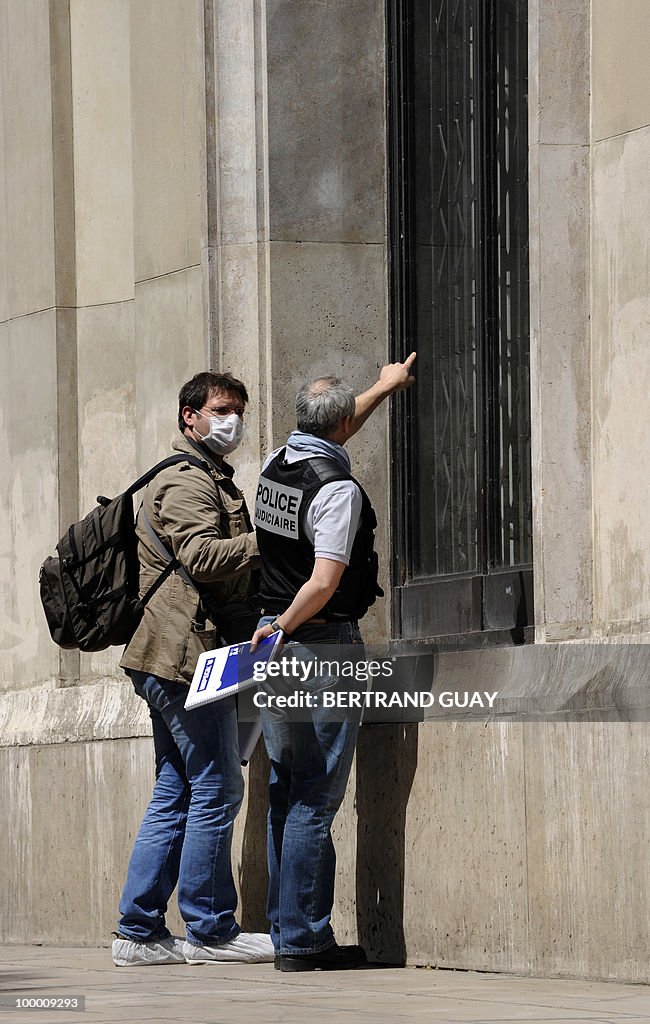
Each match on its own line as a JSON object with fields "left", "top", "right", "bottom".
{"left": 591, "top": 0, "right": 650, "bottom": 636}
{"left": 528, "top": 0, "right": 592, "bottom": 641}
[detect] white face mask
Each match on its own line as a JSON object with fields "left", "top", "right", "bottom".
{"left": 193, "top": 410, "right": 244, "bottom": 455}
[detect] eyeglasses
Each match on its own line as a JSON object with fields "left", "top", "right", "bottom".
{"left": 197, "top": 403, "right": 245, "bottom": 419}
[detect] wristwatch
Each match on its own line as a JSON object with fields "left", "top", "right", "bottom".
{"left": 270, "top": 619, "right": 285, "bottom": 635}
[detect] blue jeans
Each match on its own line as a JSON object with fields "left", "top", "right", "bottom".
{"left": 118, "top": 671, "right": 245, "bottom": 946}
{"left": 257, "top": 618, "right": 363, "bottom": 955}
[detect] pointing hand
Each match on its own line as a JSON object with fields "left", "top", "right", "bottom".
{"left": 378, "top": 351, "right": 417, "bottom": 394}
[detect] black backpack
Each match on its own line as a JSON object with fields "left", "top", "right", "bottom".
{"left": 39, "top": 454, "right": 211, "bottom": 653}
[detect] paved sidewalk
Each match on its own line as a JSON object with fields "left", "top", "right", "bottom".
{"left": 0, "top": 946, "right": 648, "bottom": 1024}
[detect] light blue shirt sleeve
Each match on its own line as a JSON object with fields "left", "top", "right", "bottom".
{"left": 305, "top": 481, "right": 363, "bottom": 565}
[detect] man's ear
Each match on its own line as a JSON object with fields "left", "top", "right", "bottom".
{"left": 181, "top": 405, "right": 195, "bottom": 429}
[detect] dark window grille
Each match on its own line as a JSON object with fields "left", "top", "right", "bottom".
{"left": 389, "top": 0, "right": 533, "bottom": 644}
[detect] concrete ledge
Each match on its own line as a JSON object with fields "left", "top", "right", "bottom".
{"left": 417, "top": 640, "right": 650, "bottom": 721}
{"left": 0, "top": 679, "right": 150, "bottom": 748}
{"left": 2, "top": 639, "right": 650, "bottom": 750}
{"left": 1, "top": 656, "right": 648, "bottom": 979}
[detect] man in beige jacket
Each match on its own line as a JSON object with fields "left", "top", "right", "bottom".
{"left": 113, "top": 371, "right": 273, "bottom": 968}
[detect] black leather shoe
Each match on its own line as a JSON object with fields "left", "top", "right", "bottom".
{"left": 277, "top": 943, "right": 367, "bottom": 972}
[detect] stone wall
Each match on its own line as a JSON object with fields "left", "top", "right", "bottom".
{"left": 591, "top": 0, "right": 650, "bottom": 636}
{"left": 0, "top": 0, "right": 207, "bottom": 698}
{"left": 2, "top": 643, "right": 648, "bottom": 982}
{"left": 528, "top": 0, "right": 593, "bottom": 642}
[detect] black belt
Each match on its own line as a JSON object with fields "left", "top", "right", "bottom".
{"left": 262, "top": 608, "right": 357, "bottom": 626}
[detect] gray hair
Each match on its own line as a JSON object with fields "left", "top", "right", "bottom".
{"left": 295, "top": 376, "right": 356, "bottom": 437}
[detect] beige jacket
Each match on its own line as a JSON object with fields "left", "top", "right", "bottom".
{"left": 120, "top": 435, "right": 259, "bottom": 684}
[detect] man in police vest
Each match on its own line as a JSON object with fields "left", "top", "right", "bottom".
{"left": 251, "top": 354, "right": 416, "bottom": 971}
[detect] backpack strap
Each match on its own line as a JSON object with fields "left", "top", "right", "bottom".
{"left": 138, "top": 507, "right": 228, "bottom": 634}
{"left": 125, "top": 454, "right": 214, "bottom": 610}
{"left": 139, "top": 507, "right": 196, "bottom": 593}
{"left": 305, "top": 456, "right": 367, "bottom": 495}
{"left": 124, "top": 453, "right": 213, "bottom": 498}
{"left": 305, "top": 457, "right": 374, "bottom": 520}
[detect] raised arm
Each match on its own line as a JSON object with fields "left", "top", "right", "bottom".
{"left": 348, "top": 351, "right": 417, "bottom": 438}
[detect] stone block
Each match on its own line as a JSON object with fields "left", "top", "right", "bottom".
{"left": 0, "top": 739, "right": 160, "bottom": 945}
{"left": 592, "top": 129, "right": 650, "bottom": 629}
{"left": 330, "top": 755, "right": 360, "bottom": 945}
{"left": 592, "top": 0, "right": 650, "bottom": 141}
{"left": 0, "top": 43, "right": 7, "bottom": 325}
{"left": 211, "top": 243, "right": 265, "bottom": 502}
{"left": 0, "top": 312, "right": 60, "bottom": 692}
{"left": 208, "top": 0, "right": 260, "bottom": 246}
{"left": 267, "top": 241, "right": 387, "bottom": 439}
{"left": 525, "top": 722, "right": 650, "bottom": 983}
{"left": 528, "top": 143, "right": 592, "bottom": 638}
{"left": 267, "top": 240, "right": 390, "bottom": 640}
{"left": 84, "top": 740, "right": 157, "bottom": 941}
{"left": 330, "top": 722, "right": 528, "bottom": 970}
{"left": 0, "top": 0, "right": 56, "bottom": 319}
{"left": 182, "top": 0, "right": 202, "bottom": 266}
{"left": 76, "top": 301, "right": 136, "bottom": 511}
{"left": 266, "top": 0, "right": 385, "bottom": 243}
{"left": 29, "top": 743, "right": 94, "bottom": 942}
{"left": 0, "top": 729, "right": 269, "bottom": 944}
{"left": 69, "top": 0, "right": 134, "bottom": 306}
{"left": 231, "top": 737, "right": 271, "bottom": 933}
{"left": 402, "top": 723, "right": 528, "bottom": 971}
{"left": 133, "top": 267, "right": 206, "bottom": 474}
{"left": 49, "top": 0, "right": 76, "bottom": 309}
{"left": 187, "top": 257, "right": 207, "bottom": 375}
{"left": 130, "top": 0, "right": 202, "bottom": 282}
{"left": 0, "top": 748, "right": 33, "bottom": 940}
{"left": 216, "top": 245, "right": 264, "bottom": 381}
{"left": 528, "top": 0, "right": 590, "bottom": 146}
{"left": 75, "top": 300, "right": 136, "bottom": 684}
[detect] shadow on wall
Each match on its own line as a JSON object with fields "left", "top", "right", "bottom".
{"left": 238, "top": 739, "right": 271, "bottom": 932}
{"left": 355, "top": 723, "right": 419, "bottom": 964}
{"left": 237, "top": 721, "right": 420, "bottom": 948}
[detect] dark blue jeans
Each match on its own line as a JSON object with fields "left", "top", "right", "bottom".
{"left": 118, "top": 671, "right": 245, "bottom": 946}
{"left": 257, "top": 618, "right": 363, "bottom": 955}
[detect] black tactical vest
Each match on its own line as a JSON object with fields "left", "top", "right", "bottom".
{"left": 254, "top": 449, "right": 382, "bottom": 621}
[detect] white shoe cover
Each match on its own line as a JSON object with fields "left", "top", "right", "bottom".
{"left": 112, "top": 935, "right": 186, "bottom": 967}
{"left": 183, "top": 932, "right": 274, "bottom": 964}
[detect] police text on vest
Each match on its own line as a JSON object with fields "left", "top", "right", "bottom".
{"left": 254, "top": 479, "right": 303, "bottom": 538}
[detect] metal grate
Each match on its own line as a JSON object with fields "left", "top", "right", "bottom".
{"left": 391, "top": 0, "right": 531, "bottom": 587}
{"left": 411, "top": 0, "right": 480, "bottom": 577}
{"left": 486, "top": 0, "right": 532, "bottom": 569}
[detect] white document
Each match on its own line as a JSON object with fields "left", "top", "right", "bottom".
{"left": 184, "top": 631, "right": 284, "bottom": 710}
